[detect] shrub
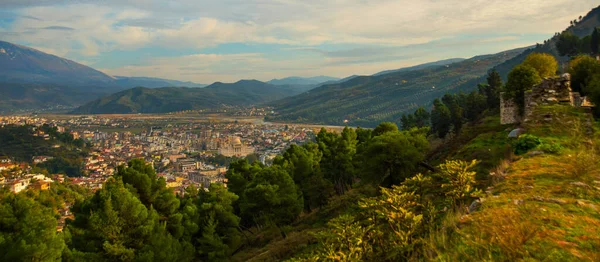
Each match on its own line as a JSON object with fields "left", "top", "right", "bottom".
{"left": 536, "top": 142, "right": 563, "bottom": 154}
{"left": 513, "top": 134, "right": 541, "bottom": 155}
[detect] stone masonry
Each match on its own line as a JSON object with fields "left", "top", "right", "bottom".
{"left": 500, "top": 73, "right": 592, "bottom": 124}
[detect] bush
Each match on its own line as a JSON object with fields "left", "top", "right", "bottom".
{"left": 513, "top": 134, "right": 541, "bottom": 155}
{"left": 536, "top": 142, "right": 563, "bottom": 154}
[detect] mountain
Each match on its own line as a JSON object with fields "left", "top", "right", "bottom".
{"left": 0, "top": 41, "right": 115, "bottom": 86}
{"left": 114, "top": 76, "right": 206, "bottom": 88}
{"left": 268, "top": 47, "right": 528, "bottom": 127}
{"left": 269, "top": 6, "right": 600, "bottom": 127}
{"left": 373, "top": 58, "right": 466, "bottom": 76}
{"left": 72, "top": 80, "right": 302, "bottom": 114}
{"left": 267, "top": 76, "right": 339, "bottom": 86}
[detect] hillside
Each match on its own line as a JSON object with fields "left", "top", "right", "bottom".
{"left": 373, "top": 58, "right": 466, "bottom": 76}
{"left": 432, "top": 105, "right": 600, "bottom": 260}
{"left": 71, "top": 80, "right": 303, "bottom": 114}
{"left": 268, "top": 48, "right": 527, "bottom": 127}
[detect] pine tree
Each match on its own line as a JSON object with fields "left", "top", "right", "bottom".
{"left": 430, "top": 99, "right": 452, "bottom": 138}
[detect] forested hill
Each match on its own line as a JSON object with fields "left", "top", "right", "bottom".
{"left": 71, "top": 80, "right": 304, "bottom": 114}
{"left": 268, "top": 47, "right": 527, "bottom": 127}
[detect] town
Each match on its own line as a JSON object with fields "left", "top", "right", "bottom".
{"left": 0, "top": 114, "right": 344, "bottom": 195}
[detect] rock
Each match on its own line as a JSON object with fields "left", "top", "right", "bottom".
{"left": 530, "top": 196, "right": 567, "bottom": 205}
{"left": 468, "top": 199, "right": 483, "bottom": 213}
{"left": 576, "top": 200, "right": 598, "bottom": 211}
{"left": 547, "top": 198, "right": 568, "bottom": 205}
{"left": 513, "top": 199, "right": 524, "bottom": 205}
{"left": 528, "top": 151, "right": 544, "bottom": 157}
{"left": 570, "top": 182, "right": 591, "bottom": 188}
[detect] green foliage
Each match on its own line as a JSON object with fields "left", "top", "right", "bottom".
{"left": 431, "top": 99, "right": 452, "bottom": 138}
{"left": 0, "top": 192, "right": 65, "bottom": 261}
{"left": 521, "top": 52, "right": 559, "bottom": 78}
{"left": 372, "top": 122, "right": 399, "bottom": 136}
{"left": 592, "top": 27, "right": 600, "bottom": 54}
{"left": 240, "top": 165, "right": 303, "bottom": 228}
{"left": 0, "top": 125, "right": 88, "bottom": 174}
{"left": 483, "top": 69, "right": 503, "bottom": 110}
{"left": 307, "top": 214, "right": 374, "bottom": 261}
{"left": 317, "top": 127, "right": 358, "bottom": 195}
{"left": 358, "top": 130, "right": 429, "bottom": 187}
{"left": 536, "top": 142, "right": 564, "bottom": 154}
{"left": 302, "top": 185, "right": 424, "bottom": 261}
{"left": 274, "top": 143, "right": 333, "bottom": 211}
{"left": 438, "top": 160, "right": 482, "bottom": 206}
{"left": 505, "top": 64, "right": 542, "bottom": 116}
{"left": 569, "top": 55, "right": 600, "bottom": 94}
{"left": 556, "top": 31, "right": 581, "bottom": 57}
{"left": 513, "top": 134, "right": 541, "bottom": 155}
{"left": 197, "top": 184, "right": 242, "bottom": 260}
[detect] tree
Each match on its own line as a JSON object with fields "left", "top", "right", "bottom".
{"left": 413, "top": 107, "right": 430, "bottom": 128}
{"left": 592, "top": 28, "right": 600, "bottom": 54}
{"left": 505, "top": 64, "right": 542, "bottom": 116}
{"left": 317, "top": 127, "right": 358, "bottom": 195}
{"left": 68, "top": 178, "right": 161, "bottom": 261}
{"left": 521, "top": 52, "right": 558, "bottom": 78}
{"left": 569, "top": 55, "right": 600, "bottom": 94}
{"left": 430, "top": 99, "right": 452, "bottom": 138}
{"left": 464, "top": 91, "right": 487, "bottom": 122}
{"left": 239, "top": 166, "right": 303, "bottom": 231}
{"left": 274, "top": 143, "right": 333, "bottom": 211}
{"left": 197, "top": 184, "right": 242, "bottom": 260}
{"left": 438, "top": 160, "right": 482, "bottom": 206}
{"left": 372, "top": 122, "right": 399, "bottom": 136}
{"left": 400, "top": 114, "right": 416, "bottom": 130}
{"left": 483, "top": 69, "right": 503, "bottom": 110}
{"left": 359, "top": 131, "right": 428, "bottom": 187}
{"left": 0, "top": 193, "right": 65, "bottom": 261}
{"left": 585, "top": 74, "right": 600, "bottom": 116}
{"left": 556, "top": 31, "right": 581, "bottom": 57}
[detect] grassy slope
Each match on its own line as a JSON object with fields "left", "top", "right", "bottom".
{"left": 435, "top": 105, "right": 600, "bottom": 261}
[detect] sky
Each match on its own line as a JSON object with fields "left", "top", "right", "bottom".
{"left": 0, "top": 0, "right": 598, "bottom": 84}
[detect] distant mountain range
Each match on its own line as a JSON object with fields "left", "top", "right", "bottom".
{"left": 71, "top": 80, "right": 304, "bottom": 114}
{"left": 113, "top": 76, "right": 206, "bottom": 88}
{"left": 267, "top": 76, "right": 339, "bottom": 86}
{"left": 4, "top": 6, "right": 600, "bottom": 117}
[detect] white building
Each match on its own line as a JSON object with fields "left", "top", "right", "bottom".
{"left": 218, "top": 137, "right": 255, "bottom": 157}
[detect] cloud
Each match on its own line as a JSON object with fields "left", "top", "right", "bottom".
{"left": 41, "top": 26, "right": 74, "bottom": 31}
{"left": 0, "top": 0, "right": 598, "bottom": 82}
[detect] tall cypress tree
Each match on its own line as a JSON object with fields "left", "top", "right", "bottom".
{"left": 431, "top": 99, "right": 452, "bottom": 138}
{"left": 591, "top": 27, "right": 600, "bottom": 54}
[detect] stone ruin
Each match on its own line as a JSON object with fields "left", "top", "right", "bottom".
{"left": 500, "top": 73, "right": 594, "bottom": 125}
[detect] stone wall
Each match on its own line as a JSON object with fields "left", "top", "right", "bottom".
{"left": 500, "top": 73, "right": 576, "bottom": 125}
{"left": 500, "top": 94, "right": 519, "bottom": 125}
